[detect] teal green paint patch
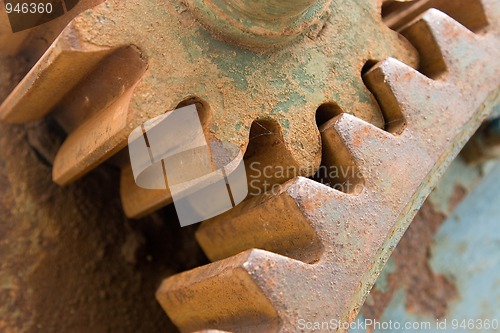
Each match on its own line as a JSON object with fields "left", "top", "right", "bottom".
{"left": 355, "top": 86, "right": 373, "bottom": 105}
{"left": 210, "top": 123, "right": 219, "bottom": 133}
{"left": 178, "top": 28, "right": 258, "bottom": 90}
{"left": 269, "top": 72, "right": 290, "bottom": 90}
{"left": 292, "top": 63, "right": 319, "bottom": 94}
{"left": 279, "top": 118, "right": 290, "bottom": 130}
{"left": 428, "top": 157, "right": 487, "bottom": 215}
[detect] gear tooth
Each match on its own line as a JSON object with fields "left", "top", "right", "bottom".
{"left": 51, "top": 46, "right": 147, "bottom": 185}
{"left": 324, "top": 113, "right": 395, "bottom": 167}
{"left": 363, "top": 58, "right": 438, "bottom": 134}
{"left": 319, "top": 115, "right": 370, "bottom": 194}
{"left": 384, "top": 0, "right": 490, "bottom": 32}
{"left": 0, "top": 26, "right": 114, "bottom": 124}
{"left": 120, "top": 164, "right": 173, "bottom": 218}
{"left": 1, "top": 24, "right": 148, "bottom": 185}
{"left": 400, "top": 8, "right": 487, "bottom": 79}
{"left": 52, "top": 88, "right": 134, "bottom": 185}
{"left": 321, "top": 113, "right": 427, "bottom": 195}
{"left": 196, "top": 177, "right": 342, "bottom": 264}
{"left": 321, "top": 109, "right": 469, "bottom": 198}
{"left": 156, "top": 249, "right": 283, "bottom": 333}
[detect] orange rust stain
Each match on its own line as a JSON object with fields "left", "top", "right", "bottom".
{"left": 362, "top": 186, "right": 467, "bottom": 325}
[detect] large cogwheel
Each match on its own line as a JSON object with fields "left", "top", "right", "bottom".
{"left": 0, "top": 0, "right": 417, "bottom": 216}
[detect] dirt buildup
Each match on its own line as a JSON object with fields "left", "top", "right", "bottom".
{"left": 0, "top": 56, "right": 208, "bottom": 333}
{"left": 0, "top": 121, "right": 210, "bottom": 333}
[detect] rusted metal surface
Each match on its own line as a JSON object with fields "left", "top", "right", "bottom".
{"left": 157, "top": 3, "right": 500, "bottom": 332}
{"left": 383, "top": 0, "right": 489, "bottom": 32}
{"left": 0, "top": 0, "right": 499, "bottom": 332}
{"left": 358, "top": 158, "right": 500, "bottom": 333}
{"left": 0, "top": 0, "right": 418, "bottom": 218}
{"left": 0, "top": 0, "right": 105, "bottom": 59}
{"left": 360, "top": 161, "right": 473, "bottom": 324}
{"left": 0, "top": 58, "right": 198, "bottom": 332}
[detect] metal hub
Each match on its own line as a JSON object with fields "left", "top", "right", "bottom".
{"left": 187, "top": 0, "right": 333, "bottom": 48}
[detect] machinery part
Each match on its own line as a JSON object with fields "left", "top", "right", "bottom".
{"left": 0, "top": 0, "right": 498, "bottom": 332}
{"left": 156, "top": 4, "right": 500, "bottom": 333}
{"left": 0, "top": 0, "right": 418, "bottom": 219}
{"left": 382, "top": 0, "right": 489, "bottom": 32}
{"left": 186, "top": 0, "right": 333, "bottom": 48}
{"left": 360, "top": 156, "right": 500, "bottom": 329}
{"left": 0, "top": 0, "right": 104, "bottom": 57}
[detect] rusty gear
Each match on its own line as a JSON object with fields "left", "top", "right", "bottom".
{"left": 0, "top": 0, "right": 499, "bottom": 332}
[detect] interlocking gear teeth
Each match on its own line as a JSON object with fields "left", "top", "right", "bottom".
{"left": 0, "top": 0, "right": 106, "bottom": 57}
{"left": 383, "top": 0, "right": 489, "bottom": 33}
{"left": 0, "top": 24, "right": 114, "bottom": 124}
{"left": 157, "top": 6, "right": 500, "bottom": 332}
{"left": 400, "top": 9, "right": 499, "bottom": 80}
{"left": 196, "top": 177, "right": 326, "bottom": 264}
{"left": 120, "top": 163, "right": 173, "bottom": 218}
{"left": 0, "top": 1, "right": 498, "bottom": 331}
{"left": 0, "top": 0, "right": 419, "bottom": 218}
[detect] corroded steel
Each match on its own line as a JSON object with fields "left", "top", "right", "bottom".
{"left": 157, "top": 3, "right": 500, "bottom": 332}
{"left": 0, "top": 0, "right": 418, "bottom": 218}
{"left": 186, "top": 0, "right": 334, "bottom": 48}
{"left": 0, "top": 0, "right": 499, "bottom": 332}
{"left": 383, "top": 0, "right": 488, "bottom": 32}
